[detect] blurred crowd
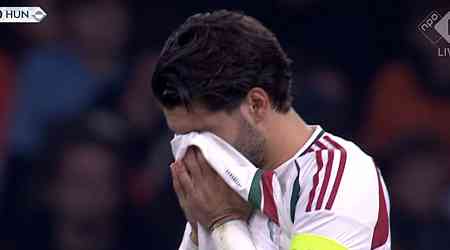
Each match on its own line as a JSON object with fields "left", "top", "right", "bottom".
{"left": 0, "top": 0, "right": 449, "bottom": 249}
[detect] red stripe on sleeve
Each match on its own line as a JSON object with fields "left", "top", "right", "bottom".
{"left": 324, "top": 136, "right": 347, "bottom": 210}
{"left": 262, "top": 171, "right": 279, "bottom": 224}
{"left": 304, "top": 148, "right": 315, "bottom": 154}
{"left": 315, "top": 140, "right": 327, "bottom": 150}
{"left": 371, "top": 170, "right": 389, "bottom": 249}
{"left": 315, "top": 150, "right": 334, "bottom": 210}
{"left": 306, "top": 151, "right": 324, "bottom": 212}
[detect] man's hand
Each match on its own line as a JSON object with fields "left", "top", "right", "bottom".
{"left": 171, "top": 146, "right": 252, "bottom": 232}
{"left": 170, "top": 160, "right": 198, "bottom": 244}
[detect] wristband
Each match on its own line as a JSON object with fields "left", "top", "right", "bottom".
{"left": 208, "top": 214, "right": 242, "bottom": 232}
{"left": 211, "top": 220, "right": 256, "bottom": 250}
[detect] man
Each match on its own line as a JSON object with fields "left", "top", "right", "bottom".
{"left": 151, "top": 10, "right": 390, "bottom": 250}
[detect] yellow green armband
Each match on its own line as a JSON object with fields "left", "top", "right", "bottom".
{"left": 290, "top": 234, "right": 347, "bottom": 250}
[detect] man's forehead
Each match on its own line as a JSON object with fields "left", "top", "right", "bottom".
{"left": 163, "top": 106, "right": 209, "bottom": 134}
{"left": 163, "top": 106, "right": 235, "bottom": 134}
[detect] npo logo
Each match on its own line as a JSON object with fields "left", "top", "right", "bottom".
{"left": 418, "top": 11, "right": 450, "bottom": 44}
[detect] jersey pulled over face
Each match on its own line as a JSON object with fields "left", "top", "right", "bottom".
{"left": 163, "top": 105, "right": 267, "bottom": 167}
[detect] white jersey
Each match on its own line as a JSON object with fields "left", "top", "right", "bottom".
{"left": 179, "top": 126, "right": 391, "bottom": 250}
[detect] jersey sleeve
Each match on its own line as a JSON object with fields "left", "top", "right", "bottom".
{"left": 178, "top": 223, "right": 198, "bottom": 250}
{"left": 290, "top": 209, "right": 372, "bottom": 249}
{"left": 290, "top": 140, "right": 390, "bottom": 250}
{"left": 179, "top": 221, "right": 258, "bottom": 250}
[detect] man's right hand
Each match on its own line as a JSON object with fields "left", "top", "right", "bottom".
{"left": 170, "top": 160, "right": 198, "bottom": 245}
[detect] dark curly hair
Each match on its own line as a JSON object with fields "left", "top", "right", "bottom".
{"left": 152, "top": 10, "right": 293, "bottom": 113}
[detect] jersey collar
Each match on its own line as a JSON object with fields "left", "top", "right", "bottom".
{"left": 274, "top": 125, "right": 324, "bottom": 174}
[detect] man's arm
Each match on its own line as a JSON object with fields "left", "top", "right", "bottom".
{"left": 178, "top": 223, "right": 198, "bottom": 250}
{"left": 178, "top": 220, "right": 257, "bottom": 250}
{"left": 289, "top": 149, "right": 391, "bottom": 250}
{"left": 211, "top": 220, "right": 256, "bottom": 250}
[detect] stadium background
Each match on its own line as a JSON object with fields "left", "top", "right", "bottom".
{"left": 0, "top": 0, "right": 449, "bottom": 249}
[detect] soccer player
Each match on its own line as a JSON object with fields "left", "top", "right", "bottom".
{"left": 151, "top": 10, "right": 391, "bottom": 250}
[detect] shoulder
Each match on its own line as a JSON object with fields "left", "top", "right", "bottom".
{"left": 295, "top": 133, "right": 379, "bottom": 223}
{"left": 287, "top": 132, "right": 390, "bottom": 249}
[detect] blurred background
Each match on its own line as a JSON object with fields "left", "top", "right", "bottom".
{"left": 0, "top": 0, "right": 449, "bottom": 249}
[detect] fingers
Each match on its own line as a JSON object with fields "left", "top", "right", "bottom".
{"left": 175, "top": 160, "right": 195, "bottom": 194}
{"left": 183, "top": 146, "right": 203, "bottom": 181}
{"left": 170, "top": 162, "right": 185, "bottom": 199}
{"left": 194, "top": 147, "right": 212, "bottom": 176}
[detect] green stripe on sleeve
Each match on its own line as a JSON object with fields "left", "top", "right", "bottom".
{"left": 248, "top": 169, "right": 263, "bottom": 209}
